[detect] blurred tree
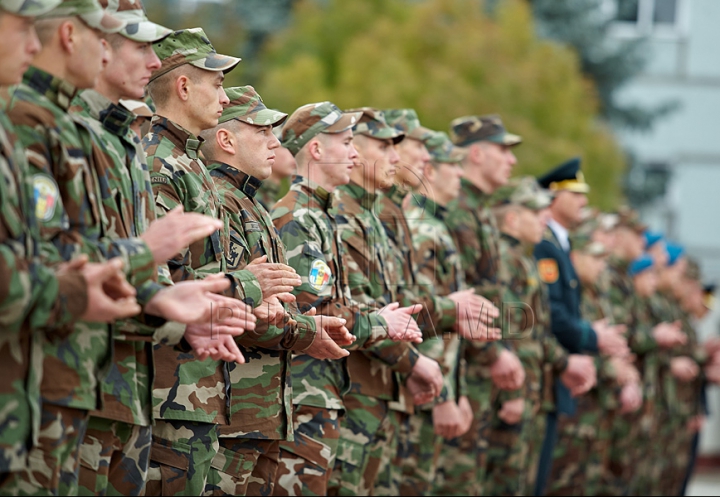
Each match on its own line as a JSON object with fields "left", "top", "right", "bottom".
{"left": 260, "top": 0, "right": 627, "bottom": 208}
{"left": 527, "top": 0, "right": 678, "bottom": 131}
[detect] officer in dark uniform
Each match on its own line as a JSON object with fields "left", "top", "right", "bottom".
{"left": 532, "top": 158, "right": 624, "bottom": 495}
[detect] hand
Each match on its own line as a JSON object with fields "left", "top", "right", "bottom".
{"left": 450, "top": 290, "right": 501, "bottom": 341}
{"left": 593, "top": 319, "right": 630, "bottom": 357}
{"left": 608, "top": 356, "right": 640, "bottom": 386}
{"left": 652, "top": 321, "right": 687, "bottom": 349}
{"left": 457, "top": 395, "right": 474, "bottom": 434}
{"left": 305, "top": 308, "right": 355, "bottom": 347}
{"left": 498, "top": 398, "right": 525, "bottom": 425}
{"left": 186, "top": 326, "right": 246, "bottom": 364}
{"left": 405, "top": 354, "right": 443, "bottom": 404}
{"left": 704, "top": 337, "right": 720, "bottom": 357}
{"left": 490, "top": 349, "right": 525, "bottom": 391}
{"left": 619, "top": 382, "right": 643, "bottom": 414}
{"left": 246, "top": 256, "right": 302, "bottom": 299}
{"left": 302, "top": 310, "right": 350, "bottom": 360}
{"left": 706, "top": 363, "right": 720, "bottom": 384}
{"left": 670, "top": 356, "right": 699, "bottom": 382}
{"left": 67, "top": 257, "right": 141, "bottom": 323}
{"left": 254, "top": 293, "right": 295, "bottom": 326}
{"left": 433, "top": 401, "right": 466, "bottom": 439}
{"left": 142, "top": 205, "right": 224, "bottom": 264}
{"left": 378, "top": 303, "right": 423, "bottom": 343}
{"left": 560, "top": 354, "right": 597, "bottom": 396}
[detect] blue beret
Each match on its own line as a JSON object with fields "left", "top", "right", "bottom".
{"left": 644, "top": 231, "right": 664, "bottom": 248}
{"left": 628, "top": 255, "right": 655, "bottom": 276}
{"left": 666, "top": 243, "right": 685, "bottom": 266}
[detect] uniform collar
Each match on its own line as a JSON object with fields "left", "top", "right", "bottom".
{"left": 78, "top": 90, "right": 134, "bottom": 138}
{"left": 149, "top": 115, "right": 204, "bottom": 159}
{"left": 410, "top": 193, "right": 447, "bottom": 221}
{"left": 207, "top": 161, "right": 263, "bottom": 198}
{"left": 385, "top": 183, "right": 408, "bottom": 207}
{"left": 341, "top": 181, "right": 377, "bottom": 211}
{"left": 23, "top": 66, "right": 78, "bottom": 111}
{"left": 548, "top": 218, "right": 570, "bottom": 252}
{"left": 291, "top": 174, "right": 333, "bottom": 210}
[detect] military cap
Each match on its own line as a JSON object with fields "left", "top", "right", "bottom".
{"left": 628, "top": 255, "right": 654, "bottom": 276}
{"left": 685, "top": 257, "right": 701, "bottom": 281}
{"left": 537, "top": 157, "right": 590, "bottom": 194}
{"left": 571, "top": 233, "right": 608, "bottom": 257}
{"left": 0, "top": 0, "right": 62, "bottom": 16}
{"left": 598, "top": 212, "right": 619, "bottom": 232}
{"left": 574, "top": 208, "right": 600, "bottom": 238}
{"left": 492, "top": 176, "right": 553, "bottom": 211}
{"left": 347, "top": 107, "right": 404, "bottom": 144}
{"left": 383, "top": 108, "right": 433, "bottom": 142}
{"left": 150, "top": 27, "right": 241, "bottom": 83}
{"left": 425, "top": 131, "right": 465, "bottom": 164}
{"left": 615, "top": 206, "right": 647, "bottom": 233}
{"left": 281, "top": 102, "right": 362, "bottom": 157}
{"left": 39, "top": 0, "right": 125, "bottom": 32}
{"left": 219, "top": 86, "right": 287, "bottom": 128}
{"left": 99, "top": 0, "right": 171, "bottom": 43}
{"left": 644, "top": 231, "right": 664, "bottom": 248}
{"left": 119, "top": 98, "right": 153, "bottom": 118}
{"left": 449, "top": 114, "right": 522, "bottom": 148}
{"left": 666, "top": 243, "right": 685, "bottom": 266}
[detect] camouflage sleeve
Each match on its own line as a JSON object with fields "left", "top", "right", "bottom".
{"left": 396, "top": 286, "right": 457, "bottom": 337}
{"left": 362, "top": 340, "right": 420, "bottom": 374}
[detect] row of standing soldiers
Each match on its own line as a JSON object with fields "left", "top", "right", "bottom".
{"left": 1, "top": 0, "right": 719, "bottom": 496}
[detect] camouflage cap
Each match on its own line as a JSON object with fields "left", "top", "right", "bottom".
{"left": 219, "top": 86, "right": 287, "bottom": 127}
{"left": 347, "top": 107, "right": 404, "bottom": 145}
{"left": 449, "top": 114, "right": 522, "bottom": 148}
{"left": 492, "top": 176, "right": 553, "bottom": 211}
{"left": 571, "top": 232, "right": 608, "bottom": 257}
{"left": 39, "top": 0, "right": 125, "bottom": 33}
{"left": 281, "top": 102, "right": 362, "bottom": 157}
{"left": 0, "top": 0, "right": 62, "bottom": 16}
{"left": 150, "top": 27, "right": 241, "bottom": 83}
{"left": 99, "top": 0, "right": 171, "bottom": 43}
{"left": 685, "top": 257, "right": 701, "bottom": 282}
{"left": 425, "top": 131, "right": 465, "bottom": 164}
{"left": 383, "top": 108, "right": 433, "bottom": 142}
{"left": 615, "top": 206, "right": 647, "bottom": 233}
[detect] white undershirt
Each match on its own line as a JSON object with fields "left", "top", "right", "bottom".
{"left": 548, "top": 218, "right": 570, "bottom": 253}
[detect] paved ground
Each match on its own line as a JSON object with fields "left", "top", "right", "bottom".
{"left": 687, "top": 471, "right": 720, "bottom": 496}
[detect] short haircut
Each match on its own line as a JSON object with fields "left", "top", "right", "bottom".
{"left": 146, "top": 64, "right": 205, "bottom": 110}
{"left": 35, "top": 17, "right": 72, "bottom": 46}
{"left": 198, "top": 119, "right": 243, "bottom": 161}
{"left": 492, "top": 203, "right": 522, "bottom": 229}
{"left": 103, "top": 32, "right": 125, "bottom": 51}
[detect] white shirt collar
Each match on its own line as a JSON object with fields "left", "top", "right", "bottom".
{"left": 548, "top": 218, "right": 570, "bottom": 252}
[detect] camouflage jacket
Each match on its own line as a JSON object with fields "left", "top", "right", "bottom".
{"left": 271, "top": 175, "right": 390, "bottom": 410}
{"left": 446, "top": 178, "right": 504, "bottom": 368}
{"left": 8, "top": 67, "right": 155, "bottom": 412}
{"left": 496, "top": 233, "right": 568, "bottom": 408}
{"left": 143, "top": 115, "right": 261, "bottom": 424}
{"left": 256, "top": 178, "right": 280, "bottom": 212}
{"left": 0, "top": 99, "right": 87, "bottom": 472}
{"left": 208, "top": 161, "right": 317, "bottom": 440}
{"left": 627, "top": 294, "right": 661, "bottom": 405}
{"left": 72, "top": 90, "right": 185, "bottom": 426}
{"left": 332, "top": 182, "right": 420, "bottom": 402}
{"left": 405, "top": 194, "right": 466, "bottom": 406}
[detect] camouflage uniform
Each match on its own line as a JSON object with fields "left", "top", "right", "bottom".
{"left": 256, "top": 179, "right": 281, "bottom": 212}
{"left": 202, "top": 86, "right": 317, "bottom": 497}
{"left": 0, "top": 0, "right": 90, "bottom": 483}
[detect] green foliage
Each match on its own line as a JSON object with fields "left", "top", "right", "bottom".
{"left": 260, "top": 0, "right": 626, "bottom": 208}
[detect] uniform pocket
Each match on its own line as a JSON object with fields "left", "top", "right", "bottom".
{"left": 145, "top": 438, "right": 190, "bottom": 496}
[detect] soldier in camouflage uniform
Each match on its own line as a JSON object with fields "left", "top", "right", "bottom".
{"left": 143, "top": 29, "right": 294, "bottom": 496}
{"left": 198, "top": 86, "right": 353, "bottom": 496}
{"left": 271, "top": 101, "right": 430, "bottom": 496}
{"left": 255, "top": 124, "right": 294, "bottom": 211}
{"left": 0, "top": 0, "right": 141, "bottom": 491}
{"left": 68, "top": 6, "right": 257, "bottom": 495}
{"left": 441, "top": 115, "right": 527, "bottom": 495}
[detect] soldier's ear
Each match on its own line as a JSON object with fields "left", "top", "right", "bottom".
{"left": 216, "top": 128, "right": 236, "bottom": 155}
{"left": 307, "top": 138, "right": 322, "bottom": 161}
{"left": 58, "top": 20, "right": 76, "bottom": 54}
{"left": 176, "top": 75, "right": 191, "bottom": 102}
{"left": 469, "top": 143, "right": 483, "bottom": 164}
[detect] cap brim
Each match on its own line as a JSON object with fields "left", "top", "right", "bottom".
{"left": 79, "top": 10, "right": 126, "bottom": 34}
{"left": 240, "top": 109, "right": 288, "bottom": 128}
{"left": 407, "top": 125, "right": 434, "bottom": 142}
{"left": 121, "top": 20, "right": 174, "bottom": 43}
{"left": 189, "top": 53, "right": 241, "bottom": 74}
{"left": 487, "top": 132, "right": 522, "bottom": 147}
{"left": 324, "top": 111, "right": 363, "bottom": 134}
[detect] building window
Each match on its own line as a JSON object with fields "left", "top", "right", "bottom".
{"left": 608, "top": 0, "right": 683, "bottom": 36}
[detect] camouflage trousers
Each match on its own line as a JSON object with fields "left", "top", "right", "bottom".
{"left": 547, "top": 394, "right": 612, "bottom": 496}
{"left": 205, "top": 438, "right": 280, "bottom": 496}
{"left": 605, "top": 402, "right": 653, "bottom": 496}
{"left": 0, "top": 403, "right": 89, "bottom": 496}
{"left": 433, "top": 372, "right": 492, "bottom": 496}
{"left": 484, "top": 415, "right": 528, "bottom": 496}
{"left": 524, "top": 407, "right": 547, "bottom": 493}
{"left": 398, "top": 410, "right": 440, "bottom": 496}
{"left": 274, "top": 405, "right": 341, "bottom": 496}
{"left": 77, "top": 417, "right": 152, "bottom": 496}
{"left": 328, "top": 394, "right": 397, "bottom": 496}
{"left": 144, "top": 419, "right": 219, "bottom": 496}
{"left": 373, "top": 410, "right": 408, "bottom": 496}
{"left": 655, "top": 411, "right": 692, "bottom": 497}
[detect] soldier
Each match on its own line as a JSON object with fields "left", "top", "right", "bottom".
{"left": 534, "top": 158, "right": 628, "bottom": 496}
{"left": 484, "top": 177, "right": 596, "bottom": 497}
{"left": 69, "top": 5, "right": 258, "bottom": 494}
{"left": 255, "top": 124, "right": 295, "bottom": 211}
{"left": 442, "top": 114, "right": 527, "bottom": 495}
{"left": 198, "top": 86, "right": 352, "bottom": 496}
{"left": 0, "top": 0, "right": 141, "bottom": 491}
{"left": 271, "top": 101, "right": 434, "bottom": 495}
{"left": 143, "top": 28, "right": 297, "bottom": 496}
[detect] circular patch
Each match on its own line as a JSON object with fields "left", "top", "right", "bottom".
{"left": 309, "top": 259, "right": 331, "bottom": 292}
{"left": 33, "top": 174, "right": 59, "bottom": 222}
{"left": 538, "top": 259, "right": 559, "bottom": 284}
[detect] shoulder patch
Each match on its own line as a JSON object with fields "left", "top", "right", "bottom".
{"left": 33, "top": 174, "right": 59, "bottom": 222}
{"left": 309, "top": 259, "right": 331, "bottom": 292}
{"left": 244, "top": 221, "right": 261, "bottom": 233}
{"left": 151, "top": 176, "right": 169, "bottom": 185}
{"left": 537, "top": 258, "right": 559, "bottom": 284}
